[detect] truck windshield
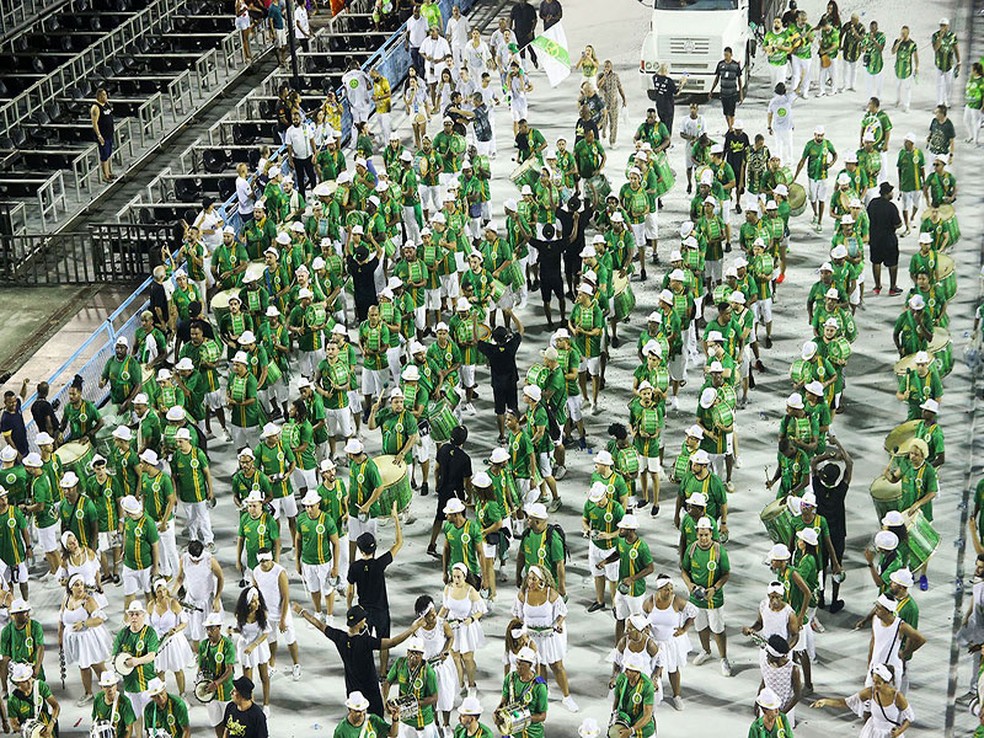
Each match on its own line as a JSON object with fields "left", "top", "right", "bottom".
{"left": 656, "top": 0, "right": 738, "bottom": 10}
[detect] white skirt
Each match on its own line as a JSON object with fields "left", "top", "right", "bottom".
{"left": 655, "top": 634, "right": 692, "bottom": 673}
{"left": 155, "top": 632, "right": 196, "bottom": 672}
{"left": 527, "top": 628, "right": 567, "bottom": 665}
{"left": 65, "top": 625, "right": 112, "bottom": 669}
{"left": 432, "top": 655, "right": 458, "bottom": 712}
{"left": 237, "top": 635, "right": 271, "bottom": 669}
{"left": 450, "top": 620, "right": 485, "bottom": 655}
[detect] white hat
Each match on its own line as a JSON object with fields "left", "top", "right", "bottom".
{"left": 297, "top": 378, "right": 313, "bottom": 390}
{"left": 401, "top": 365, "right": 420, "bottom": 381}
{"left": 786, "top": 393, "right": 804, "bottom": 410}
{"left": 813, "top": 125, "right": 825, "bottom": 135}
{"left": 659, "top": 289, "right": 674, "bottom": 304}
{"left": 298, "top": 288, "right": 313, "bottom": 300}
{"left": 521, "top": 185, "right": 534, "bottom": 196}
{"left": 0, "top": 447, "right": 15, "bottom": 463}
{"left": 703, "top": 195, "right": 717, "bottom": 206}
{"left": 35, "top": 431, "right": 54, "bottom": 445}
{"left": 275, "top": 232, "right": 291, "bottom": 245}
{"left": 874, "top": 530, "right": 899, "bottom": 550}
{"left": 115, "top": 335, "right": 129, "bottom": 347}
{"left": 59, "top": 471, "right": 79, "bottom": 488}
{"left": 890, "top": 568, "right": 914, "bottom": 588}
{"left": 756, "top": 687, "right": 781, "bottom": 710}
{"left": 691, "top": 449, "right": 711, "bottom": 465}
{"left": 578, "top": 718, "right": 602, "bottom": 738}
{"left": 801, "top": 341, "right": 818, "bottom": 360}
{"left": 830, "top": 244, "right": 848, "bottom": 259}
{"left": 490, "top": 447, "right": 510, "bottom": 464}
{"left": 523, "top": 385, "right": 542, "bottom": 402}
{"left": 688, "top": 492, "right": 707, "bottom": 507}
{"left": 706, "top": 330, "right": 724, "bottom": 343}
{"left": 9, "top": 663, "right": 33, "bottom": 683}
{"left": 611, "top": 212, "right": 624, "bottom": 223}
{"left": 669, "top": 268, "right": 686, "bottom": 282}
{"left": 909, "top": 295, "right": 925, "bottom": 310}
{"left": 344, "top": 438, "right": 364, "bottom": 455}
{"left": 350, "top": 225, "right": 364, "bottom": 236}
{"left": 796, "top": 527, "right": 819, "bottom": 547}
{"left": 696, "top": 516, "right": 713, "bottom": 530}
{"left": 204, "top": 612, "right": 224, "bottom": 628}
{"left": 940, "top": 16, "right": 949, "bottom": 24}
{"left": 243, "top": 490, "right": 264, "bottom": 504}
{"left": 644, "top": 341, "right": 662, "bottom": 358}
{"left": 456, "top": 297, "right": 471, "bottom": 311}
{"left": 918, "top": 232, "right": 933, "bottom": 244}
{"left": 579, "top": 245, "right": 595, "bottom": 258}
{"left": 320, "top": 458, "right": 337, "bottom": 473}
{"left": 699, "top": 387, "right": 717, "bottom": 408}
{"left": 804, "top": 380, "right": 824, "bottom": 397}
{"left": 554, "top": 327, "right": 572, "bottom": 339}
{"left": 121, "top": 496, "right": 142, "bottom": 515}
{"left": 685, "top": 424, "right": 704, "bottom": 440}
{"left": 99, "top": 671, "right": 120, "bottom": 687}
{"left": 139, "top": 449, "right": 160, "bottom": 466}
{"left": 300, "top": 490, "right": 322, "bottom": 507}
{"left": 345, "top": 691, "right": 371, "bottom": 711}
{"left": 126, "top": 600, "right": 146, "bottom": 613}
{"left": 472, "top": 471, "right": 492, "bottom": 488}
{"left": 435, "top": 321, "right": 449, "bottom": 332}
{"left": 9, "top": 598, "right": 30, "bottom": 614}
{"left": 175, "top": 357, "right": 194, "bottom": 372}
{"left": 904, "top": 132, "right": 917, "bottom": 143}
{"left": 801, "top": 491, "right": 816, "bottom": 507}
{"left": 515, "top": 646, "right": 538, "bottom": 664}
{"left": 459, "top": 696, "right": 483, "bottom": 716}
{"left": 400, "top": 150, "right": 413, "bottom": 162}
{"left": 238, "top": 447, "right": 255, "bottom": 459}
{"left": 232, "top": 351, "right": 249, "bottom": 365}
{"left": 920, "top": 398, "right": 939, "bottom": 413}
{"left": 260, "top": 422, "right": 281, "bottom": 439}
{"left": 588, "top": 482, "right": 607, "bottom": 502}
{"left": 594, "top": 450, "right": 614, "bottom": 466}
{"left": 617, "top": 514, "right": 639, "bottom": 530}
{"left": 849, "top": 197, "right": 862, "bottom": 208}
{"left": 934, "top": 153, "right": 949, "bottom": 164}
{"left": 770, "top": 543, "right": 791, "bottom": 560}
{"left": 840, "top": 214, "right": 854, "bottom": 225}
{"left": 22, "top": 452, "right": 42, "bottom": 468}
{"left": 404, "top": 636, "right": 425, "bottom": 653}
{"left": 646, "top": 311, "right": 662, "bottom": 323}
{"left": 623, "top": 652, "right": 650, "bottom": 673}
{"left": 709, "top": 360, "right": 724, "bottom": 373}
{"left": 443, "top": 498, "right": 466, "bottom": 515}
{"left": 882, "top": 510, "right": 905, "bottom": 527}
{"left": 165, "top": 406, "right": 185, "bottom": 422}
{"left": 700, "top": 170, "right": 714, "bottom": 185}
{"left": 526, "top": 502, "right": 548, "bottom": 520}
{"left": 824, "top": 287, "right": 840, "bottom": 300}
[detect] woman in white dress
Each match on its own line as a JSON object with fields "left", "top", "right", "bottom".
{"left": 415, "top": 594, "right": 458, "bottom": 732}
{"left": 608, "top": 614, "right": 664, "bottom": 706}
{"left": 643, "top": 575, "right": 697, "bottom": 711}
{"left": 812, "top": 663, "right": 914, "bottom": 738}
{"left": 438, "top": 563, "right": 486, "bottom": 698}
{"left": 234, "top": 586, "right": 272, "bottom": 713}
{"left": 503, "top": 618, "right": 539, "bottom": 676}
{"left": 59, "top": 574, "right": 112, "bottom": 706}
{"left": 148, "top": 578, "right": 195, "bottom": 696}
{"left": 512, "top": 565, "right": 578, "bottom": 712}
{"left": 60, "top": 531, "right": 108, "bottom": 609}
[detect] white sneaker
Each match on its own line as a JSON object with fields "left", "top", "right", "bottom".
{"left": 693, "top": 650, "right": 713, "bottom": 666}
{"left": 263, "top": 705, "right": 271, "bottom": 718}
{"left": 466, "top": 403, "right": 477, "bottom": 416}
{"left": 720, "top": 658, "right": 733, "bottom": 677}
{"left": 671, "top": 695, "right": 684, "bottom": 711}
{"left": 292, "top": 663, "right": 302, "bottom": 681}
{"left": 670, "top": 396, "right": 679, "bottom": 411}
{"left": 562, "top": 695, "right": 580, "bottom": 712}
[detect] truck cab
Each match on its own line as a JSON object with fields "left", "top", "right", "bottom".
{"left": 639, "top": 0, "right": 784, "bottom": 94}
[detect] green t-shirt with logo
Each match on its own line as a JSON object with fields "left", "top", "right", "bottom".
{"left": 443, "top": 518, "right": 482, "bottom": 576}
{"left": 123, "top": 513, "right": 160, "bottom": 570}
{"left": 682, "top": 541, "right": 730, "bottom": 609}
{"left": 237, "top": 511, "right": 281, "bottom": 569}
{"left": 197, "top": 636, "right": 236, "bottom": 702}
{"left": 91, "top": 690, "right": 137, "bottom": 738}
{"left": 113, "top": 625, "right": 160, "bottom": 692}
{"left": 385, "top": 658, "right": 438, "bottom": 729}
{"left": 801, "top": 138, "right": 836, "bottom": 180}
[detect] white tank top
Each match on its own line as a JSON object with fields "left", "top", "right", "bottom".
{"left": 647, "top": 600, "right": 678, "bottom": 642}
{"left": 150, "top": 606, "right": 182, "bottom": 638}
{"left": 869, "top": 616, "right": 903, "bottom": 674}
{"left": 443, "top": 590, "right": 477, "bottom": 621}
{"left": 251, "top": 563, "right": 286, "bottom": 617}
{"left": 182, "top": 553, "right": 217, "bottom": 603}
{"left": 66, "top": 553, "right": 101, "bottom": 589}
{"left": 759, "top": 599, "right": 794, "bottom": 641}
{"left": 419, "top": 622, "right": 446, "bottom": 659}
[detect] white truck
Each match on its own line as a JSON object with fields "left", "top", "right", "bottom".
{"left": 639, "top": 0, "right": 786, "bottom": 95}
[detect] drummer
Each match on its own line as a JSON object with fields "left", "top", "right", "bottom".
{"left": 99, "top": 336, "right": 142, "bottom": 410}
{"left": 895, "top": 351, "right": 943, "bottom": 420}
{"left": 864, "top": 531, "right": 904, "bottom": 595}
{"left": 680, "top": 518, "right": 732, "bottom": 677}
{"left": 610, "top": 652, "right": 657, "bottom": 738}
{"left": 91, "top": 670, "right": 137, "bottom": 738}
{"left": 893, "top": 295, "right": 934, "bottom": 357}
{"left": 381, "top": 636, "right": 439, "bottom": 738}
{"left": 497, "top": 647, "right": 547, "bottom": 738}
{"left": 883, "top": 438, "right": 938, "bottom": 590}
{"left": 913, "top": 399, "right": 945, "bottom": 468}
{"left": 344, "top": 438, "right": 385, "bottom": 564}
{"left": 60, "top": 379, "right": 103, "bottom": 447}
{"left": 7, "top": 662, "right": 59, "bottom": 737}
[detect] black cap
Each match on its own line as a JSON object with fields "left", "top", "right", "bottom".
{"left": 766, "top": 634, "right": 790, "bottom": 654}
{"left": 356, "top": 532, "right": 377, "bottom": 554}
{"left": 347, "top": 605, "right": 368, "bottom": 626}
{"left": 233, "top": 675, "right": 254, "bottom": 698}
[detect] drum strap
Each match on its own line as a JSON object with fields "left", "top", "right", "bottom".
{"left": 109, "top": 691, "right": 119, "bottom": 727}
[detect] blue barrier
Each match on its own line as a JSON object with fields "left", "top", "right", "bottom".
{"left": 16, "top": 0, "right": 487, "bottom": 440}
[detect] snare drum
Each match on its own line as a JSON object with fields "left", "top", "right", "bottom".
{"left": 20, "top": 720, "right": 45, "bottom": 738}
{"left": 613, "top": 273, "right": 636, "bottom": 321}
{"left": 56, "top": 440, "right": 94, "bottom": 479}
{"left": 90, "top": 720, "right": 116, "bottom": 738}
{"left": 869, "top": 475, "right": 902, "bottom": 521}
{"left": 375, "top": 455, "right": 412, "bottom": 513}
{"left": 937, "top": 252, "right": 956, "bottom": 300}
{"left": 904, "top": 509, "right": 941, "bottom": 571}
{"left": 509, "top": 158, "right": 539, "bottom": 190}
{"left": 428, "top": 402, "right": 459, "bottom": 443}
{"left": 608, "top": 718, "right": 631, "bottom": 738}
{"left": 494, "top": 705, "right": 533, "bottom": 735}
{"left": 937, "top": 204, "right": 961, "bottom": 247}
{"left": 760, "top": 499, "right": 792, "bottom": 545}
{"left": 884, "top": 420, "right": 920, "bottom": 457}
{"left": 788, "top": 183, "right": 807, "bottom": 217}
{"left": 584, "top": 174, "right": 612, "bottom": 210}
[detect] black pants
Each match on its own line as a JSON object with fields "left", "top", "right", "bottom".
{"left": 656, "top": 102, "right": 675, "bottom": 135}
{"left": 292, "top": 156, "right": 316, "bottom": 197}
{"left": 517, "top": 34, "right": 538, "bottom": 66}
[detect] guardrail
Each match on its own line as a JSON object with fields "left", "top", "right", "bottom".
{"left": 13, "top": 0, "right": 486, "bottom": 437}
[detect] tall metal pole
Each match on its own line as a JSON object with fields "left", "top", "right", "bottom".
{"left": 284, "top": 0, "right": 302, "bottom": 92}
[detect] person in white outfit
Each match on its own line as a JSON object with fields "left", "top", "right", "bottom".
{"left": 341, "top": 61, "right": 373, "bottom": 149}
{"left": 233, "top": 586, "right": 272, "bottom": 714}
{"left": 413, "top": 595, "right": 457, "bottom": 732}
{"left": 172, "top": 539, "right": 224, "bottom": 651}
{"left": 438, "top": 563, "right": 486, "bottom": 699}
{"left": 643, "top": 575, "right": 697, "bottom": 711}
{"left": 148, "top": 578, "right": 196, "bottom": 696}
{"left": 59, "top": 574, "right": 112, "bottom": 706}
{"left": 138, "top": 450, "right": 179, "bottom": 580}
{"left": 766, "top": 83, "right": 796, "bottom": 167}
{"left": 812, "top": 662, "right": 915, "bottom": 737}
{"left": 866, "top": 594, "right": 925, "bottom": 689}
{"left": 250, "top": 547, "right": 301, "bottom": 680}
{"left": 445, "top": 5, "right": 470, "bottom": 68}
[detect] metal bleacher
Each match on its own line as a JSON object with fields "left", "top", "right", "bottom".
{"left": 0, "top": 0, "right": 268, "bottom": 233}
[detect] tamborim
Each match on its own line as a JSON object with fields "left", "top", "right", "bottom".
{"left": 194, "top": 679, "right": 217, "bottom": 703}
{"left": 114, "top": 651, "right": 135, "bottom": 676}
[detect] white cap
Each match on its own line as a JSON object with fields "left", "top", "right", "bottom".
{"left": 874, "top": 530, "right": 899, "bottom": 550}
{"left": 115, "top": 335, "right": 129, "bottom": 347}
{"left": 401, "top": 364, "right": 420, "bottom": 381}
{"left": 770, "top": 543, "right": 791, "bottom": 560}
{"left": 706, "top": 331, "right": 724, "bottom": 343}
{"left": 611, "top": 212, "right": 624, "bottom": 223}
{"left": 320, "top": 458, "right": 337, "bottom": 473}
{"left": 526, "top": 502, "right": 548, "bottom": 520}
{"left": 659, "top": 289, "right": 674, "bottom": 304}
{"left": 174, "top": 428, "right": 192, "bottom": 442}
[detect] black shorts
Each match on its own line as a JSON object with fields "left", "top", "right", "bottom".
{"left": 492, "top": 379, "right": 518, "bottom": 416}
{"left": 540, "top": 276, "right": 565, "bottom": 304}
{"left": 869, "top": 240, "right": 900, "bottom": 267}
{"left": 366, "top": 606, "right": 390, "bottom": 639}
{"left": 721, "top": 95, "right": 738, "bottom": 117}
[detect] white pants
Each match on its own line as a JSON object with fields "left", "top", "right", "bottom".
{"left": 864, "top": 69, "right": 883, "bottom": 99}
{"left": 896, "top": 76, "right": 914, "bottom": 111}
{"left": 402, "top": 205, "right": 421, "bottom": 244}
{"left": 298, "top": 348, "right": 324, "bottom": 380}
{"left": 791, "top": 56, "right": 810, "bottom": 94}
{"left": 964, "top": 105, "right": 983, "bottom": 144}
{"left": 158, "top": 522, "right": 179, "bottom": 577}
{"left": 230, "top": 424, "right": 256, "bottom": 451}
{"left": 817, "top": 58, "right": 837, "bottom": 94}
{"left": 773, "top": 128, "right": 794, "bottom": 167}
{"left": 398, "top": 723, "right": 439, "bottom": 738}
{"left": 182, "top": 500, "right": 215, "bottom": 545}
{"left": 841, "top": 60, "right": 858, "bottom": 90}
{"left": 386, "top": 346, "right": 403, "bottom": 387}
{"left": 768, "top": 63, "right": 787, "bottom": 90}
{"left": 376, "top": 111, "right": 392, "bottom": 143}
{"left": 937, "top": 68, "right": 955, "bottom": 106}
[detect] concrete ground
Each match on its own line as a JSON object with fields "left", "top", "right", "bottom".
{"left": 3, "top": 0, "right": 978, "bottom": 735}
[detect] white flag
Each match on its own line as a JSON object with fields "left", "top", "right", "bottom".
{"left": 530, "top": 22, "right": 571, "bottom": 88}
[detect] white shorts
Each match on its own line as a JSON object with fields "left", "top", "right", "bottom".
{"left": 460, "top": 364, "right": 476, "bottom": 389}
{"left": 122, "top": 565, "right": 152, "bottom": 596}
{"left": 293, "top": 466, "right": 318, "bottom": 491}
{"left": 719, "top": 200, "right": 731, "bottom": 227}
{"left": 398, "top": 722, "right": 440, "bottom": 738}
{"left": 302, "top": 561, "right": 335, "bottom": 595}
{"left": 235, "top": 14, "right": 250, "bottom": 31}
{"left": 37, "top": 523, "right": 59, "bottom": 554}
{"left": 415, "top": 433, "right": 436, "bottom": 462}
{"left": 510, "top": 97, "right": 528, "bottom": 121}
{"left": 705, "top": 259, "right": 723, "bottom": 283}
{"left": 668, "top": 353, "right": 686, "bottom": 382}
{"left": 207, "top": 389, "right": 224, "bottom": 411}
{"left": 1, "top": 562, "right": 27, "bottom": 587}
{"left": 644, "top": 212, "right": 659, "bottom": 240}
{"left": 327, "top": 407, "right": 354, "bottom": 438}
{"left": 566, "top": 395, "right": 583, "bottom": 423}
{"left": 580, "top": 356, "right": 601, "bottom": 377}
{"left": 900, "top": 190, "right": 920, "bottom": 211}
{"left": 749, "top": 293, "right": 770, "bottom": 323}
{"left": 348, "top": 515, "right": 377, "bottom": 541}
{"left": 630, "top": 222, "right": 645, "bottom": 248}
{"left": 807, "top": 178, "right": 828, "bottom": 203}
{"left": 517, "top": 478, "right": 537, "bottom": 507}
{"left": 614, "top": 590, "right": 644, "bottom": 620}
{"left": 537, "top": 452, "right": 553, "bottom": 479}
{"left": 694, "top": 606, "right": 726, "bottom": 634}
{"left": 97, "top": 531, "right": 118, "bottom": 553}
{"left": 271, "top": 494, "right": 298, "bottom": 520}
{"left": 425, "top": 288, "right": 442, "bottom": 310}
{"left": 483, "top": 542, "right": 497, "bottom": 559}
{"left": 440, "top": 273, "right": 460, "bottom": 299}
{"left": 850, "top": 283, "right": 861, "bottom": 306}
{"left": 642, "top": 455, "right": 662, "bottom": 473}
{"left": 419, "top": 185, "right": 442, "bottom": 212}
{"left": 588, "top": 543, "right": 618, "bottom": 582}
{"left": 125, "top": 690, "right": 152, "bottom": 719}
{"left": 270, "top": 610, "right": 298, "bottom": 646}
{"left": 361, "top": 368, "right": 388, "bottom": 396}
{"left": 275, "top": 28, "right": 287, "bottom": 47}
{"left": 207, "top": 699, "right": 229, "bottom": 726}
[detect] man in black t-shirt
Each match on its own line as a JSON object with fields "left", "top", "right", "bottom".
{"left": 866, "top": 181, "right": 903, "bottom": 295}
{"left": 529, "top": 222, "right": 567, "bottom": 328}
{"left": 724, "top": 121, "right": 750, "bottom": 210}
{"left": 295, "top": 604, "right": 420, "bottom": 716}
{"left": 428, "top": 426, "right": 473, "bottom": 555}
{"left": 710, "top": 46, "right": 743, "bottom": 130}
{"left": 510, "top": 0, "right": 538, "bottom": 67}
{"left": 556, "top": 195, "right": 594, "bottom": 300}
{"left": 810, "top": 438, "right": 853, "bottom": 613}
{"left": 477, "top": 330, "right": 522, "bottom": 441}
{"left": 649, "top": 65, "right": 689, "bottom": 135}
{"left": 222, "top": 676, "right": 268, "bottom": 738}
{"left": 347, "top": 516, "right": 403, "bottom": 673}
